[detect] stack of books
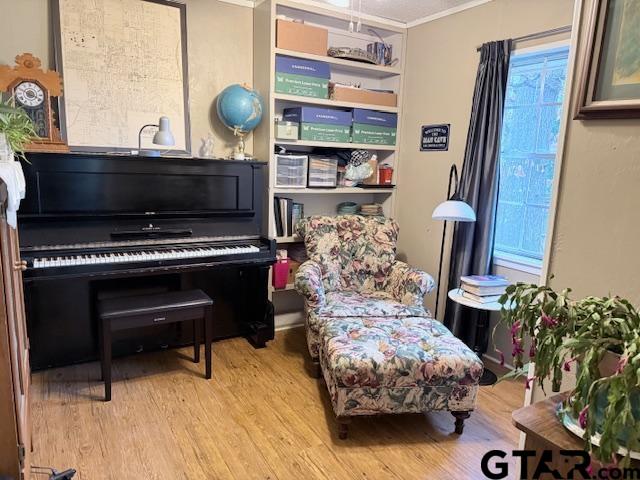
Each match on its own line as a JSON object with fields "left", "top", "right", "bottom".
{"left": 273, "top": 197, "right": 304, "bottom": 237}
{"left": 459, "top": 275, "right": 508, "bottom": 304}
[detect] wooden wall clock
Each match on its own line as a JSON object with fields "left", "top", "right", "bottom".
{"left": 0, "top": 53, "right": 68, "bottom": 152}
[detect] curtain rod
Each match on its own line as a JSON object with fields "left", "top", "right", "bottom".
{"left": 476, "top": 25, "right": 572, "bottom": 52}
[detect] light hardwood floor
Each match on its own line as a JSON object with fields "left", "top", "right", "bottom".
{"left": 31, "top": 327, "right": 524, "bottom": 480}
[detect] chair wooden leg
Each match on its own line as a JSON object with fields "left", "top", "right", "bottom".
{"left": 452, "top": 411, "right": 470, "bottom": 434}
{"left": 102, "top": 319, "right": 112, "bottom": 402}
{"left": 193, "top": 317, "right": 201, "bottom": 364}
{"left": 204, "top": 305, "right": 213, "bottom": 380}
{"left": 308, "top": 357, "right": 321, "bottom": 379}
{"left": 337, "top": 418, "right": 351, "bottom": 440}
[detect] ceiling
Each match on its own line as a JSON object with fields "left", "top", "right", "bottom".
{"left": 310, "top": 0, "right": 487, "bottom": 25}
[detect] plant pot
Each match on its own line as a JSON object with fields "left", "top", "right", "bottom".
{"left": 559, "top": 350, "right": 640, "bottom": 457}
{"left": 0, "top": 133, "right": 14, "bottom": 161}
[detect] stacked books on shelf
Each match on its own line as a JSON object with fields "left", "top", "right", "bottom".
{"left": 273, "top": 197, "right": 304, "bottom": 237}
{"left": 459, "top": 275, "right": 508, "bottom": 304}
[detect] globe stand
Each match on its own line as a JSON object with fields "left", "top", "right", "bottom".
{"left": 233, "top": 130, "right": 246, "bottom": 161}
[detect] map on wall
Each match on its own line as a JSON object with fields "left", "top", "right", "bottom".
{"left": 54, "top": 0, "right": 190, "bottom": 153}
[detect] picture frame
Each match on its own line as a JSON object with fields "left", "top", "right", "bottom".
{"left": 52, "top": 0, "right": 191, "bottom": 153}
{"left": 575, "top": 0, "right": 640, "bottom": 119}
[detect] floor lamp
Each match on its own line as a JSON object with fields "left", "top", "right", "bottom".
{"left": 431, "top": 164, "right": 476, "bottom": 320}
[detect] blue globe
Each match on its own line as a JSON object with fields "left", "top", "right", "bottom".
{"left": 216, "top": 84, "right": 264, "bottom": 135}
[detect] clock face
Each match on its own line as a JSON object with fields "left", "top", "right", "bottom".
{"left": 15, "top": 81, "right": 45, "bottom": 108}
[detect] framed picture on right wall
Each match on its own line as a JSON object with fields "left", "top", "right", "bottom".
{"left": 575, "top": 0, "right": 640, "bottom": 119}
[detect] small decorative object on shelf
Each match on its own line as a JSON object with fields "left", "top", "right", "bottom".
{"left": 327, "top": 47, "right": 378, "bottom": 65}
{"left": 344, "top": 150, "right": 373, "bottom": 187}
{"left": 496, "top": 283, "right": 640, "bottom": 467}
{"left": 199, "top": 133, "right": 215, "bottom": 159}
{"left": 274, "top": 119, "right": 299, "bottom": 140}
{"left": 337, "top": 201, "right": 358, "bottom": 215}
{"left": 359, "top": 203, "right": 383, "bottom": 216}
{"left": 0, "top": 53, "right": 68, "bottom": 152}
{"left": 216, "top": 83, "right": 264, "bottom": 160}
{"left": 378, "top": 163, "right": 393, "bottom": 185}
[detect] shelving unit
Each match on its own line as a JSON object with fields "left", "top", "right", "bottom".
{"left": 273, "top": 93, "right": 400, "bottom": 113}
{"left": 253, "top": 0, "right": 407, "bottom": 325}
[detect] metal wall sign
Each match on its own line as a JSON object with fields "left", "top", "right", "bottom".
{"left": 420, "top": 124, "right": 450, "bottom": 151}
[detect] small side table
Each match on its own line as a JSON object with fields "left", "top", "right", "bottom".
{"left": 448, "top": 288, "right": 503, "bottom": 386}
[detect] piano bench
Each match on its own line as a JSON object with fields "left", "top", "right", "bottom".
{"left": 97, "top": 289, "right": 214, "bottom": 401}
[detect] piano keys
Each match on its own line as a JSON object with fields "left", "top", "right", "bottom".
{"left": 19, "top": 153, "right": 276, "bottom": 369}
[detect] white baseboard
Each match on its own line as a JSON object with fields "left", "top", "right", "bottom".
{"left": 275, "top": 311, "right": 304, "bottom": 331}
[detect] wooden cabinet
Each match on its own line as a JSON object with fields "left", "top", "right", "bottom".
{"left": 0, "top": 183, "right": 31, "bottom": 480}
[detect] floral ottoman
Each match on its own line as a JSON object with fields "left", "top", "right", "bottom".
{"left": 318, "top": 316, "right": 483, "bottom": 439}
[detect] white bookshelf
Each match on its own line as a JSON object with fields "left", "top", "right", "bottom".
{"left": 253, "top": 0, "right": 407, "bottom": 320}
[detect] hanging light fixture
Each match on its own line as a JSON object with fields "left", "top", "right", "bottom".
{"left": 348, "top": 0, "right": 354, "bottom": 32}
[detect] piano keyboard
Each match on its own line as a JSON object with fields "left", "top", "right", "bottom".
{"left": 31, "top": 244, "right": 261, "bottom": 269}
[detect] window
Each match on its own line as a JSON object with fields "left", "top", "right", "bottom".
{"left": 494, "top": 45, "right": 570, "bottom": 267}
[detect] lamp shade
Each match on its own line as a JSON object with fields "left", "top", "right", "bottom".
{"left": 432, "top": 200, "right": 476, "bottom": 222}
{"left": 152, "top": 116, "right": 175, "bottom": 146}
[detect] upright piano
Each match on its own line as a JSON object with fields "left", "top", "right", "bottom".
{"left": 18, "top": 153, "right": 276, "bottom": 370}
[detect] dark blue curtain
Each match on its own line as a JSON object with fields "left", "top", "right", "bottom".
{"left": 444, "top": 40, "right": 512, "bottom": 347}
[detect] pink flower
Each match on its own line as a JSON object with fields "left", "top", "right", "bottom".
{"left": 510, "top": 321, "right": 521, "bottom": 336}
{"left": 579, "top": 405, "right": 589, "bottom": 429}
{"left": 525, "top": 377, "right": 535, "bottom": 390}
{"left": 496, "top": 349, "right": 505, "bottom": 366}
{"left": 512, "top": 338, "right": 524, "bottom": 357}
{"left": 563, "top": 357, "right": 576, "bottom": 372}
{"left": 541, "top": 313, "right": 558, "bottom": 327}
{"left": 586, "top": 464, "right": 593, "bottom": 477}
{"left": 616, "top": 356, "right": 628, "bottom": 374}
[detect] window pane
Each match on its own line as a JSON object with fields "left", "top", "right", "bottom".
{"left": 505, "top": 69, "right": 541, "bottom": 106}
{"left": 526, "top": 156, "right": 555, "bottom": 206}
{"left": 542, "top": 66, "right": 567, "bottom": 104}
{"left": 537, "top": 104, "right": 562, "bottom": 154}
{"left": 494, "top": 45, "right": 569, "bottom": 262}
{"left": 521, "top": 205, "right": 550, "bottom": 258}
{"left": 502, "top": 106, "right": 538, "bottom": 154}
{"left": 495, "top": 201, "right": 525, "bottom": 253}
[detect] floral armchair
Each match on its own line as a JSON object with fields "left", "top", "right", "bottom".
{"left": 295, "top": 215, "right": 435, "bottom": 364}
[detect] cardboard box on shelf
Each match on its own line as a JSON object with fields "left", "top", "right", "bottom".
{"left": 330, "top": 83, "right": 397, "bottom": 108}
{"left": 287, "top": 259, "right": 301, "bottom": 285}
{"left": 283, "top": 107, "right": 352, "bottom": 143}
{"left": 275, "top": 55, "right": 330, "bottom": 99}
{"left": 352, "top": 109, "right": 398, "bottom": 146}
{"left": 276, "top": 20, "right": 328, "bottom": 56}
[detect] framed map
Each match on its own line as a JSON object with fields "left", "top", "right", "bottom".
{"left": 52, "top": 0, "right": 191, "bottom": 153}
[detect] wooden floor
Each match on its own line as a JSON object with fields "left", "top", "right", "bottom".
{"left": 31, "top": 327, "right": 524, "bottom": 480}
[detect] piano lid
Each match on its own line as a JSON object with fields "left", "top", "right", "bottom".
{"left": 19, "top": 153, "right": 267, "bottom": 220}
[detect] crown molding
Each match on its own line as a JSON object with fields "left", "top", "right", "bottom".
{"left": 217, "top": 0, "right": 255, "bottom": 7}
{"left": 405, "top": 0, "right": 493, "bottom": 28}
{"left": 218, "top": 0, "right": 493, "bottom": 28}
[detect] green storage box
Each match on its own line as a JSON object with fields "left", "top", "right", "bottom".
{"left": 352, "top": 124, "right": 397, "bottom": 145}
{"left": 275, "top": 72, "right": 329, "bottom": 98}
{"left": 275, "top": 56, "right": 330, "bottom": 99}
{"left": 300, "top": 123, "right": 351, "bottom": 142}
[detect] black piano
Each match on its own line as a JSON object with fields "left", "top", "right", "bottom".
{"left": 19, "top": 153, "right": 276, "bottom": 370}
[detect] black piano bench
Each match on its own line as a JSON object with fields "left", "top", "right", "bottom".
{"left": 97, "top": 289, "right": 214, "bottom": 401}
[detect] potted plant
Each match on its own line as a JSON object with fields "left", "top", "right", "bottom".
{"left": 495, "top": 283, "right": 640, "bottom": 466}
{"left": 0, "top": 99, "right": 36, "bottom": 161}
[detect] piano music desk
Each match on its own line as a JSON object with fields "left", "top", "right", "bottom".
{"left": 98, "top": 290, "right": 214, "bottom": 401}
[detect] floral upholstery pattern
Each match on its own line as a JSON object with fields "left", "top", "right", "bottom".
{"left": 295, "top": 215, "right": 435, "bottom": 358}
{"left": 305, "top": 292, "right": 428, "bottom": 358}
{"left": 319, "top": 316, "right": 482, "bottom": 417}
